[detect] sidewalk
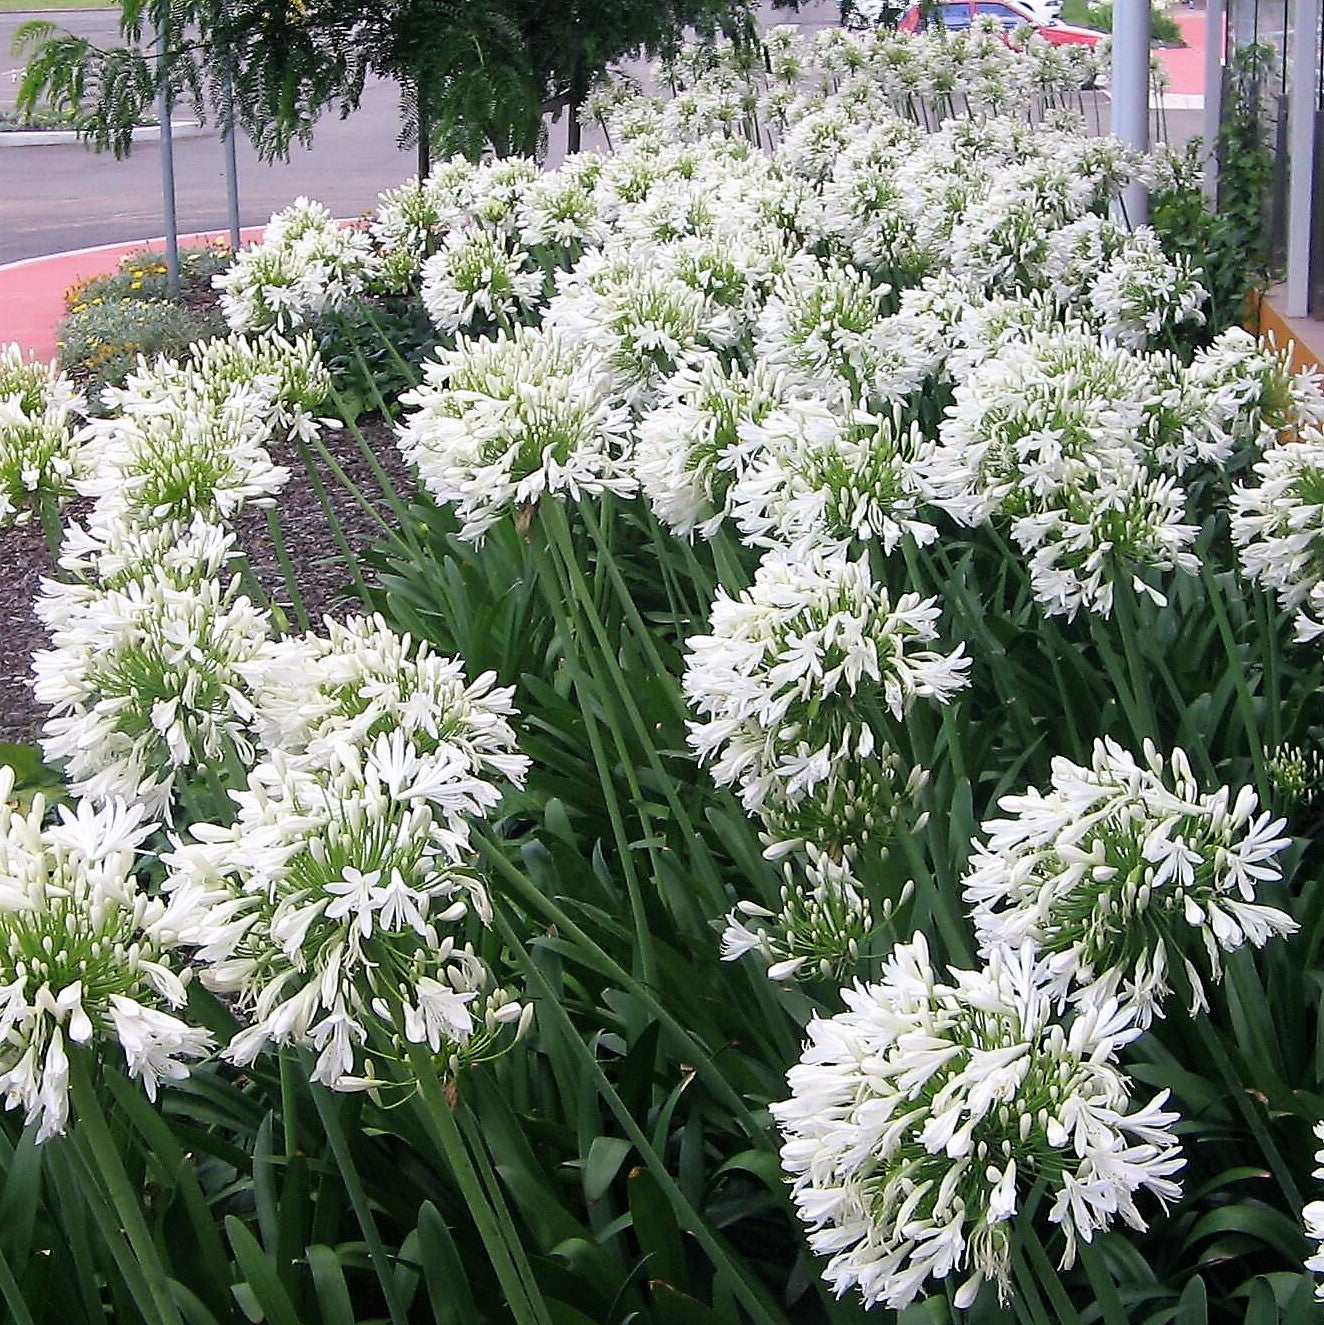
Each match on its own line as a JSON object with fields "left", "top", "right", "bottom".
{"left": 0, "top": 228, "right": 265, "bottom": 360}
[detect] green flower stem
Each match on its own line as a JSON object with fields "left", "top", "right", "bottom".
{"left": 1076, "top": 1234, "right": 1128, "bottom": 1325}
{"left": 405, "top": 1043, "right": 553, "bottom": 1325}
{"left": 529, "top": 517, "right": 660, "bottom": 994}
{"left": 492, "top": 906, "right": 788, "bottom": 1325}
{"left": 306, "top": 1077, "right": 409, "bottom": 1325}
{"left": 475, "top": 831, "right": 772, "bottom": 1147}
{"left": 580, "top": 500, "right": 686, "bottom": 719}
{"left": 1199, "top": 564, "right": 1267, "bottom": 788}
{"left": 0, "top": 1240, "right": 36, "bottom": 1325}
{"left": 1192, "top": 1013, "right": 1302, "bottom": 1213}
{"left": 263, "top": 506, "right": 311, "bottom": 634}
{"left": 278, "top": 1049, "right": 300, "bottom": 1165}
{"left": 67, "top": 1050, "right": 186, "bottom": 1325}
{"left": 540, "top": 501, "right": 729, "bottom": 915}
{"left": 35, "top": 491, "right": 65, "bottom": 569}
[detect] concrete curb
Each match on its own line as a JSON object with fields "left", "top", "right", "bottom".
{"left": 0, "top": 120, "right": 208, "bottom": 148}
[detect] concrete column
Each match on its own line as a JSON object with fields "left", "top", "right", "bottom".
{"left": 1111, "top": 0, "right": 1152, "bottom": 225}
{"left": 1286, "top": 0, "right": 1322, "bottom": 317}
{"left": 1202, "top": 0, "right": 1225, "bottom": 203}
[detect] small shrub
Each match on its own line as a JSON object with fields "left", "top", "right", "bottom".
{"left": 57, "top": 299, "right": 224, "bottom": 404}
{"left": 1059, "top": 0, "right": 1185, "bottom": 43}
{"left": 64, "top": 244, "right": 232, "bottom": 316}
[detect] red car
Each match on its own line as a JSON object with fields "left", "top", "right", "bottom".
{"left": 898, "top": 0, "right": 1103, "bottom": 46}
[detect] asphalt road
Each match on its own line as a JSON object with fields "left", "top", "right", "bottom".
{"left": 0, "top": 3, "right": 1193, "bottom": 265}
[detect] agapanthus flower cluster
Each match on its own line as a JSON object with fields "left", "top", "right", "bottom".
{"left": 683, "top": 545, "right": 969, "bottom": 812}
{"left": 963, "top": 738, "right": 1295, "bottom": 1025}
{"left": 0, "top": 767, "right": 212, "bottom": 1140}
{"left": 75, "top": 370, "right": 292, "bottom": 528}
{"left": 1229, "top": 428, "right": 1324, "bottom": 641}
{"left": 632, "top": 353, "right": 788, "bottom": 538}
{"left": 544, "top": 248, "right": 736, "bottom": 407}
{"left": 1305, "top": 1123, "right": 1324, "bottom": 1298}
{"left": 721, "top": 847, "right": 881, "bottom": 982}
{"left": 165, "top": 615, "right": 531, "bottom": 1090}
{"left": 0, "top": 343, "right": 89, "bottom": 529}
{"left": 215, "top": 198, "right": 373, "bottom": 333}
{"left": 733, "top": 401, "right": 940, "bottom": 553}
{"left": 32, "top": 567, "right": 274, "bottom": 820}
{"left": 772, "top": 935, "right": 1184, "bottom": 1309}
{"left": 931, "top": 329, "right": 1203, "bottom": 616}
{"left": 420, "top": 226, "right": 545, "bottom": 336}
{"left": 397, "top": 325, "right": 635, "bottom": 542}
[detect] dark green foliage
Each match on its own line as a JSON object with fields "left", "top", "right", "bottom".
{"left": 1150, "top": 44, "right": 1277, "bottom": 345}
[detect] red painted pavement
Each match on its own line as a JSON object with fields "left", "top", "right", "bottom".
{"left": 1154, "top": 8, "right": 1218, "bottom": 98}
{"left": 0, "top": 227, "right": 265, "bottom": 362}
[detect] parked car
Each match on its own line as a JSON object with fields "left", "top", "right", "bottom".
{"left": 897, "top": 0, "right": 1104, "bottom": 46}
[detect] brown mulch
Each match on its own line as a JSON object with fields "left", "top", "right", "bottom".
{"left": 0, "top": 414, "right": 415, "bottom": 749}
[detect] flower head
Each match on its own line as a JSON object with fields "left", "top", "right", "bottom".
{"left": 0, "top": 769, "right": 212, "bottom": 1140}
{"left": 964, "top": 739, "right": 1296, "bottom": 1023}
{"left": 773, "top": 935, "right": 1183, "bottom": 1310}
{"left": 397, "top": 325, "right": 635, "bottom": 542}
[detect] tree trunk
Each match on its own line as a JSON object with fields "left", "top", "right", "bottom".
{"left": 417, "top": 73, "right": 430, "bottom": 179}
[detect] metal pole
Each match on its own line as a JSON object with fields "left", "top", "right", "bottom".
{"left": 1201, "top": 0, "right": 1225, "bottom": 203}
{"left": 1110, "top": 0, "right": 1152, "bottom": 225}
{"left": 222, "top": 66, "right": 241, "bottom": 250}
{"left": 1286, "top": 0, "right": 1322, "bottom": 316}
{"left": 155, "top": 11, "right": 180, "bottom": 296}
{"left": 221, "top": 0, "right": 241, "bottom": 250}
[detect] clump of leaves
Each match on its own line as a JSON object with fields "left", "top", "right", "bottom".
{"left": 1150, "top": 44, "right": 1277, "bottom": 350}
{"left": 64, "top": 244, "right": 232, "bottom": 317}
{"left": 57, "top": 299, "right": 224, "bottom": 407}
{"left": 313, "top": 297, "right": 438, "bottom": 422}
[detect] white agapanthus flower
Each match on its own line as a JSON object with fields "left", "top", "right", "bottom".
{"left": 75, "top": 372, "right": 291, "bottom": 528}
{"left": 754, "top": 257, "right": 906, "bottom": 404}
{"left": 517, "top": 162, "right": 608, "bottom": 256}
{"left": 632, "top": 353, "right": 789, "bottom": 538}
{"left": 419, "top": 226, "right": 546, "bottom": 335}
{"left": 241, "top": 613, "right": 532, "bottom": 791}
{"left": 930, "top": 329, "right": 1156, "bottom": 527}
{"left": 1087, "top": 229, "right": 1207, "bottom": 351}
{"left": 101, "top": 331, "right": 333, "bottom": 447}
{"left": 964, "top": 738, "right": 1295, "bottom": 1024}
{"left": 1188, "top": 327, "right": 1324, "bottom": 445}
{"left": 1230, "top": 429, "right": 1324, "bottom": 641}
{"left": 683, "top": 545, "right": 969, "bottom": 811}
{"left": 36, "top": 514, "right": 241, "bottom": 634}
{"left": 773, "top": 934, "right": 1184, "bottom": 1310}
{"left": 732, "top": 400, "right": 940, "bottom": 554}
{"left": 0, "top": 768, "right": 213, "bottom": 1141}
{"left": 1305, "top": 1122, "right": 1324, "bottom": 1298}
{"left": 466, "top": 158, "right": 541, "bottom": 235}
{"left": 166, "top": 616, "right": 531, "bottom": 1090}
{"left": 721, "top": 846, "right": 891, "bottom": 982}
{"left": 0, "top": 343, "right": 89, "bottom": 528}
{"left": 214, "top": 198, "right": 373, "bottom": 333}
{"left": 33, "top": 574, "right": 274, "bottom": 820}
{"left": 1012, "top": 464, "right": 1200, "bottom": 618}
{"left": 397, "top": 325, "right": 635, "bottom": 543}
{"left": 544, "top": 247, "right": 735, "bottom": 408}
